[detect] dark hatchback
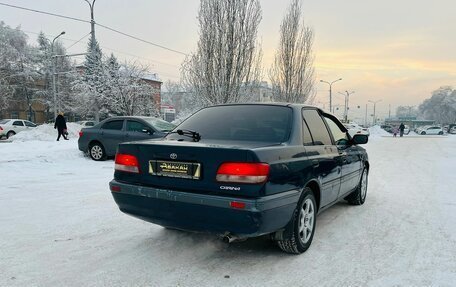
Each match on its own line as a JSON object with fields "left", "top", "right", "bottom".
{"left": 78, "top": 116, "right": 175, "bottom": 161}
{"left": 109, "top": 104, "right": 369, "bottom": 254}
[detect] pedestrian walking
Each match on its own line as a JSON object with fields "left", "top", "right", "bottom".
{"left": 54, "top": 112, "right": 68, "bottom": 141}
{"left": 399, "top": 123, "right": 405, "bottom": 137}
{"left": 393, "top": 126, "right": 398, "bottom": 137}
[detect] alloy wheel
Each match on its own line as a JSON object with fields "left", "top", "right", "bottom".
{"left": 90, "top": 145, "right": 103, "bottom": 160}
{"left": 298, "top": 198, "right": 315, "bottom": 244}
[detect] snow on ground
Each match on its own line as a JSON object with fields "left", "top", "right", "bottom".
{"left": 10, "top": 123, "right": 82, "bottom": 142}
{"left": 0, "top": 132, "right": 455, "bottom": 287}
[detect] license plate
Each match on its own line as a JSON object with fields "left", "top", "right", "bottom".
{"left": 149, "top": 160, "right": 201, "bottom": 180}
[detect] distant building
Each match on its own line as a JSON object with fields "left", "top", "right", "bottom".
{"left": 241, "top": 81, "right": 273, "bottom": 102}
{"left": 140, "top": 73, "right": 162, "bottom": 115}
{"left": 1, "top": 78, "right": 48, "bottom": 123}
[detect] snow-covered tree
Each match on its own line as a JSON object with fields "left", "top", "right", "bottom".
{"left": 0, "top": 22, "right": 41, "bottom": 121}
{"left": 181, "top": 0, "right": 263, "bottom": 105}
{"left": 269, "top": 0, "right": 315, "bottom": 103}
{"left": 396, "top": 106, "right": 418, "bottom": 118}
{"left": 35, "top": 32, "right": 78, "bottom": 119}
{"left": 73, "top": 36, "right": 106, "bottom": 121}
{"left": 419, "top": 86, "right": 456, "bottom": 124}
{"left": 103, "top": 55, "right": 157, "bottom": 116}
{"left": 0, "top": 78, "right": 13, "bottom": 116}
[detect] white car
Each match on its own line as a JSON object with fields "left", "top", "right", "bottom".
{"left": 343, "top": 123, "right": 370, "bottom": 137}
{"left": 0, "top": 119, "right": 38, "bottom": 139}
{"left": 77, "top": 120, "right": 98, "bottom": 127}
{"left": 418, "top": 126, "right": 444, "bottom": 135}
{"left": 450, "top": 126, "right": 456, "bottom": 134}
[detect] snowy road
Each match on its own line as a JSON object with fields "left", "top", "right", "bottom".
{"left": 1, "top": 132, "right": 455, "bottom": 286}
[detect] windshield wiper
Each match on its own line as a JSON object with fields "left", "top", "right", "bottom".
{"left": 168, "top": 129, "right": 201, "bottom": 142}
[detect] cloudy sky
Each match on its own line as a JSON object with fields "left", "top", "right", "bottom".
{"left": 1, "top": 0, "right": 455, "bottom": 120}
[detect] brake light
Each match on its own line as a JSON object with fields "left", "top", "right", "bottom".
{"left": 79, "top": 131, "right": 83, "bottom": 137}
{"left": 216, "top": 162, "right": 269, "bottom": 184}
{"left": 115, "top": 153, "right": 140, "bottom": 173}
{"left": 230, "top": 201, "right": 246, "bottom": 209}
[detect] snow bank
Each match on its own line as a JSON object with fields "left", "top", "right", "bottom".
{"left": 11, "top": 123, "right": 82, "bottom": 142}
{"left": 368, "top": 125, "right": 390, "bottom": 138}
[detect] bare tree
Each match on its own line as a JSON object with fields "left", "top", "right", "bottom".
{"left": 181, "top": 0, "right": 263, "bottom": 105}
{"left": 269, "top": 0, "right": 315, "bottom": 103}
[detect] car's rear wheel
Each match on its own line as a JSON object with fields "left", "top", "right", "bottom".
{"left": 6, "top": 131, "right": 15, "bottom": 139}
{"left": 346, "top": 168, "right": 368, "bottom": 205}
{"left": 438, "top": 131, "right": 444, "bottom": 135}
{"left": 89, "top": 142, "right": 106, "bottom": 161}
{"left": 421, "top": 131, "right": 426, "bottom": 135}
{"left": 276, "top": 187, "right": 316, "bottom": 254}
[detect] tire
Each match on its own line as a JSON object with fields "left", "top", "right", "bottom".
{"left": 438, "top": 131, "right": 443, "bottom": 135}
{"left": 346, "top": 168, "right": 368, "bottom": 205}
{"left": 276, "top": 187, "right": 316, "bottom": 254}
{"left": 6, "top": 131, "right": 16, "bottom": 139}
{"left": 421, "top": 131, "right": 426, "bottom": 135}
{"left": 89, "top": 142, "right": 106, "bottom": 161}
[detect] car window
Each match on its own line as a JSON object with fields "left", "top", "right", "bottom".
{"left": 85, "top": 122, "right": 95, "bottom": 127}
{"left": 13, "top": 121, "right": 24, "bottom": 126}
{"left": 0, "top": 119, "right": 9, "bottom": 124}
{"left": 126, "top": 120, "right": 149, "bottom": 132}
{"left": 167, "top": 105, "right": 292, "bottom": 143}
{"left": 302, "top": 118, "right": 313, "bottom": 146}
{"left": 324, "top": 116, "right": 349, "bottom": 145}
{"left": 143, "top": 118, "right": 175, "bottom": 132}
{"left": 302, "top": 109, "right": 332, "bottom": 145}
{"left": 102, "top": 120, "right": 124, "bottom": 130}
{"left": 24, "top": 121, "right": 36, "bottom": 127}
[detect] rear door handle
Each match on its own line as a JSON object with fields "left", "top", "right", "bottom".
{"left": 312, "top": 160, "right": 319, "bottom": 168}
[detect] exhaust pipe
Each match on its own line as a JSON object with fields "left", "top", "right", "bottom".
{"left": 221, "top": 233, "right": 245, "bottom": 243}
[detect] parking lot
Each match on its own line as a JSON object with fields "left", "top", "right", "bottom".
{"left": 1, "top": 131, "right": 455, "bottom": 287}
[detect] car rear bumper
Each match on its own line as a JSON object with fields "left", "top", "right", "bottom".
{"left": 109, "top": 180, "right": 300, "bottom": 238}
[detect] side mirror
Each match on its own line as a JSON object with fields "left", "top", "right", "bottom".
{"left": 352, "top": 134, "right": 368, "bottom": 145}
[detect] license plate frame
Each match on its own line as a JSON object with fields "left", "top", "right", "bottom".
{"left": 149, "top": 160, "right": 201, "bottom": 180}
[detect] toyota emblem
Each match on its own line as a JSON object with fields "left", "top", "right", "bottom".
{"left": 170, "top": 153, "right": 177, "bottom": 160}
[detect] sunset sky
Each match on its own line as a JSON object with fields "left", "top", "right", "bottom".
{"left": 1, "top": 0, "right": 455, "bottom": 121}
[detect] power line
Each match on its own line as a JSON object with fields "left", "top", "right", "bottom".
{"left": 22, "top": 30, "right": 181, "bottom": 70}
{"left": 66, "top": 32, "right": 91, "bottom": 50}
{"left": 0, "top": 2, "right": 90, "bottom": 23}
{"left": 95, "top": 23, "right": 188, "bottom": 56}
{"left": 0, "top": 2, "right": 189, "bottom": 56}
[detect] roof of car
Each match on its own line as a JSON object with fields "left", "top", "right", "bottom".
{"left": 210, "top": 102, "right": 318, "bottom": 108}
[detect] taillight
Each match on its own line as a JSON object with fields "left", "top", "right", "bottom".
{"left": 216, "top": 162, "right": 269, "bottom": 184}
{"left": 115, "top": 153, "right": 140, "bottom": 173}
{"left": 79, "top": 131, "right": 83, "bottom": 137}
{"left": 0, "top": 126, "right": 3, "bottom": 131}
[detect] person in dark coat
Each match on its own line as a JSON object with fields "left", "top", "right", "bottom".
{"left": 54, "top": 112, "right": 68, "bottom": 141}
{"left": 399, "top": 123, "right": 405, "bottom": 137}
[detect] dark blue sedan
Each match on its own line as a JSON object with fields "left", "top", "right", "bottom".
{"left": 109, "top": 104, "right": 369, "bottom": 254}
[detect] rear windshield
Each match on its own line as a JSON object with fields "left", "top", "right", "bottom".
{"left": 168, "top": 105, "right": 292, "bottom": 143}
{"left": 0, "top": 119, "right": 10, "bottom": 124}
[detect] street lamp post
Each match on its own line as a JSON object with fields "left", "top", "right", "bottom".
{"left": 338, "top": 90, "right": 355, "bottom": 122}
{"left": 320, "top": 78, "right": 342, "bottom": 112}
{"left": 368, "top": 99, "right": 382, "bottom": 126}
{"left": 52, "top": 31, "right": 65, "bottom": 119}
